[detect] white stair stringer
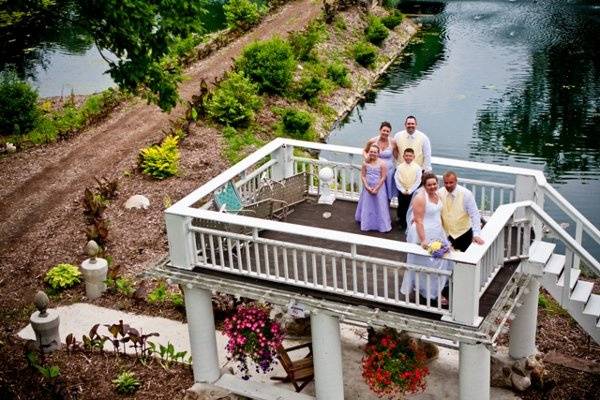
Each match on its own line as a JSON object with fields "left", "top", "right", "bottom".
{"left": 535, "top": 240, "right": 600, "bottom": 344}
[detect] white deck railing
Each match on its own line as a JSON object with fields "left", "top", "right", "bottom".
{"left": 166, "top": 138, "right": 599, "bottom": 326}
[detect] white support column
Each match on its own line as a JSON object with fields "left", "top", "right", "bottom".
{"left": 165, "top": 213, "right": 195, "bottom": 270}
{"left": 183, "top": 286, "right": 220, "bottom": 383}
{"left": 311, "top": 311, "right": 344, "bottom": 400}
{"left": 446, "top": 262, "right": 482, "bottom": 326}
{"left": 509, "top": 277, "right": 540, "bottom": 359}
{"left": 459, "top": 342, "right": 490, "bottom": 400}
{"left": 515, "top": 175, "right": 543, "bottom": 239}
{"left": 271, "top": 144, "right": 295, "bottom": 181}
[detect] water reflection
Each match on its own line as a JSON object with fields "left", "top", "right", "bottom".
{"left": 470, "top": 1, "right": 600, "bottom": 183}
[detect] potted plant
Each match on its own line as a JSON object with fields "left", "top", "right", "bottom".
{"left": 223, "top": 303, "right": 284, "bottom": 379}
{"left": 362, "top": 328, "right": 429, "bottom": 397}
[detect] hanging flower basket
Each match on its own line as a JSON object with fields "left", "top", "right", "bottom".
{"left": 362, "top": 328, "right": 429, "bottom": 398}
{"left": 223, "top": 303, "right": 284, "bottom": 379}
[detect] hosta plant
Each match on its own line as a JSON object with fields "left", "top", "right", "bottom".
{"left": 112, "top": 371, "right": 140, "bottom": 394}
{"left": 45, "top": 263, "right": 81, "bottom": 290}
{"left": 223, "top": 303, "right": 284, "bottom": 379}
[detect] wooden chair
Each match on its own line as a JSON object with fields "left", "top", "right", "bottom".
{"left": 271, "top": 342, "right": 314, "bottom": 392}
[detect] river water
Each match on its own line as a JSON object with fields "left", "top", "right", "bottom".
{"left": 326, "top": 0, "right": 600, "bottom": 250}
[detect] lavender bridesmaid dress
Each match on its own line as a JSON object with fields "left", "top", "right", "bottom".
{"left": 355, "top": 163, "right": 392, "bottom": 232}
{"left": 379, "top": 145, "right": 397, "bottom": 200}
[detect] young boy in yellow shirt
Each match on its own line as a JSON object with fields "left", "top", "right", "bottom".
{"left": 394, "top": 148, "right": 422, "bottom": 230}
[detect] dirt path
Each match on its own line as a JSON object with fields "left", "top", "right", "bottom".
{"left": 0, "top": 0, "right": 321, "bottom": 319}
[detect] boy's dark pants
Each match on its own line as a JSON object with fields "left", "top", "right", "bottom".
{"left": 397, "top": 192, "right": 413, "bottom": 229}
{"left": 448, "top": 228, "right": 473, "bottom": 252}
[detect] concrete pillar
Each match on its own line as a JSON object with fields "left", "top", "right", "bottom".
{"left": 311, "top": 311, "right": 344, "bottom": 400}
{"left": 271, "top": 144, "right": 294, "bottom": 181}
{"left": 183, "top": 286, "right": 220, "bottom": 383}
{"left": 30, "top": 309, "right": 61, "bottom": 353}
{"left": 80, "top": 257, "right": 108, "bottom": 300}
{"left": 509, "top": 278, "right": 540, "bottom": 359}
{"left": 459, "top": 342, "right": 490, "bottom": 400}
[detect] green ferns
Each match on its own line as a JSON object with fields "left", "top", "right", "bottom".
{"left": 139, "top": 135, "right": 180, "bottom": 179}
{"left": 45, "top": 263, "right": 82, "bottom": 290}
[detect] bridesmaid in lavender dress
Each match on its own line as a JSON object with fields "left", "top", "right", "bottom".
{"left": 355, "top": 144, "right": 392, "bottom": 232}
{"left": 363, "top": 121, "right": 397, "bottom": 200}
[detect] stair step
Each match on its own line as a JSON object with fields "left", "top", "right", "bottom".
{"left": 543, "top": 254, "right": 566, "bottom": 276}
{"left": 583, "top": 294, "right": 600, "bottom": 317}
{"left": 571, "top": 280, "right": 594, "bottom": 304}
{"left": 557, "top": 268, "right": 580, "bottom": 291}
{"left": 528, "top": 241, "right": 556, "bottom": 265}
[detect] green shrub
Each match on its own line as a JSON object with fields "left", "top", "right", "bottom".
{"left": 295, "top": 70, "right": 325, "bottom": 104}
{"left": 382, "top": 0, "right": 401, "bottom": 9}
{"left": 288, "top": 22, "right": 325, "bottom": 61}
{"left": 147, "top": 281, "right": 168, "bottom": 304}
{"left": 113, "top": 371, "right": 140, "bottom": 394}
{"left": 365, "top": 16, "right": 389, "bottom": 46}
{"left": 45, "top": 263, "right": 82, "bottom": 290}
{"left": 223, "top": 0, "right": 265, "bottom": 31}
{"left": 333, "top": 15, "right": 347, "bottom": 31}
{"left": 222, "top": 126, "right": 264, "bottom": 163}
{"left": 326, "top": 61, "right": 351, "bottom": 88}
{"left": 382, "top": 11, "right": 404, "bottom": 30}
{"left": 352, "top": 42, "right": 378, "bottom": 68}
{"left": 281, "top": 108, "right": 314, "bottom": 140}
{"left": 0, "top": 70, "right": 39, "bottom": 135}
{"left": 139, "top": 135, "right": 180, "bottom": 179}
{"left": 106, "top": 277, "right": 135, "bottom": 297}
{"left": 236, "top": 37, "right": 296, "bottom": 94}
{"left": 206, "top": 71, "right": 262, "bottom": 126}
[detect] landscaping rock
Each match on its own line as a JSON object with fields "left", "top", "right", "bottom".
{"left": 183, "top": 382, "right": 245, "bottom": 400}
{"left": 6, "top": 142, "right": 16, "bottom": 153}
{"left": 124, "top": 194, "right": 150, "bottom": 209}
{"left": 491, "top": 350, "right": 545, "bottom": 392}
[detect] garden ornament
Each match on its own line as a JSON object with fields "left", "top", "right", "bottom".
{"left": 318, "top": 166, "right": 335, "bottom": 205}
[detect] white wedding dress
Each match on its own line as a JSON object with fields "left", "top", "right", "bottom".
{"left": 400, "top": 190, "right": 454, "bottom": 300}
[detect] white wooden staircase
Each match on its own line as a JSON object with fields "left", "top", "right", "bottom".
{"left": 530, "top": 240, "right": 600, "bottom": 343}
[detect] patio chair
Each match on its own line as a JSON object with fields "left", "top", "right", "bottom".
{"left": 214, "top": 181, "right": 289, "bottom": 221}
{"left": 270, "top": 342, "right": 314, "bottom": 393}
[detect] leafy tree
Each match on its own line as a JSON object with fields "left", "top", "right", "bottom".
{"left": 76, "top": 0, "right": 207, "bottom": 111}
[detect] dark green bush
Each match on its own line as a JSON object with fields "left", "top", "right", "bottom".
{"left": 223, "top": 0, "right": 265, "bottom": 31}
{"left": 288, "top": 22, "right": 324, "bottom": 62}
{"left": 295, "top": 70, "right": 325, "bottom": 104}
{"left": 352, "top": 42, "right": 378, "bottom": 68}
{"left": 326, "top": 61, "right": 351, "bottom": 88}
{"left": 281, "top": 108, "right": 313, "bottom": 140}
{"left": 365, "top": 16, "right": 389, "bottom": 46}
{"left": 206, "top": 71, "right": 262, "bottom": 126}
{"left": 0, "top": 70, "right": 39, "bottom": 135}
{"left": 236, "top": 37, "right": 296, "bottom": 94}
{"left": 382, "top": 0, "right": 401, "bottom": 9}
{"left": 382, "top": 11, "right": 404, "bottom": 30}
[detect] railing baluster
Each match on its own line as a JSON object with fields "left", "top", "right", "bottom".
{"left": 254, "top": 239, "right": 261, "bottom": 275}
{"left": 302, "top": 251, "right": 308, "bottom": 285}
{"left": 293, "top": 249, "right": 299, "bottom": 282}
{"left": 311, "top": 253, "right": 318, "bottom": 287}
{"left": 208, "top": 234, "right": 216, "bottom": 268}
{"left": 394, "top": 269, "right": 399, "bottom": 302}
{"left": 507, "top": 223, "right": 514, "bottom": 258}
{"left": 516, "top": 222, "right": 523, "bottom": 257}
{"left": 332, "top": 257, "right": 338, "bottom": 290}
{"left": 383, "top": 266, "right": 388, "bottom": 300}
{"left": 227, "top": 238, "right": 234, "bottom": 270}
{"left": 341, "top": 168, "right": 347, "bottom": 197}
{"left": 321, "top": 254, "right": 327, "bottom": 288}
{"left": 199, "top": 233, "right": 207, "bottom": 265}
{"left": 362, "top": 261, "right": 368, "bottom": 297}
{"left": 426, "top": 274, "right": 431, "bottom": 308}
{"left": 273, "top": 246, "right": 280, "bottom": 278}
{"left": 372, "top": 263, "right": 378, "bottom": 298}
{"left": 218, "top": 236, "right": 225, "bottom": 269}
{"left": 415, "top": 272, "right": 420, "bottom": 306}
{"left": 264, "top": 243, "right": 270, "bottom": 278}
{"left": 351, "top": 245, "right": 357, "bottom": 293}
{"left": 283, "top": 248, "right": 289, "bottom": 281}
{"left": 245, "top": 242, "right": 252, "bottom": 274}
{"left": 342, "top": 258, "right": 348, "bottom": 293}
{"left": 235, "top": 240, "right": 243, "bottom": 273}
{"left": 437, "top": 278, "right": 443, "bottom": 311}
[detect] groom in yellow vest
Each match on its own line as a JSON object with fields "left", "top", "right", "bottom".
{"left": 439, "top": 171, "right": 485, "bottom": 252}
{"left": 392, "top": 115, "right": 432, "bottom": 172}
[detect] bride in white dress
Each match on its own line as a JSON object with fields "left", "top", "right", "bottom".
{"left": 400, "top": 173, "right": 454, "bottom": 304}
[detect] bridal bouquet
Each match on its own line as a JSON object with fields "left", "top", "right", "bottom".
{"left": 427, "top": 240, "right": 450, "bottom": 258}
